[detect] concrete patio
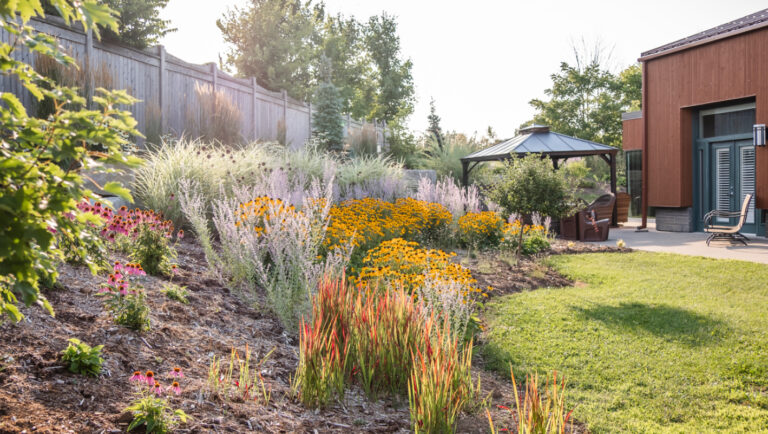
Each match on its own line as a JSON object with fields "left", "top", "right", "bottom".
{"left": 597, "top": 219, "right": 768, "bottom": 264}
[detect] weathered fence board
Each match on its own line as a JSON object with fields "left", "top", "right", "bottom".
{"left": 0, "top": 15, "right": 387, "bottom": 149}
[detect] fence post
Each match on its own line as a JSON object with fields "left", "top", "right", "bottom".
{"left": 346, "top": 113, "right": 351, "bottom": 137}
{"left": 282, "top": 89, "right": 288, "bottom": 125}
{"left": 211, "top": 63, "right": 218, "bottom": 89}
{"left": 308, "top": 101, "right": 313, "bottom": 139}
{"left": 85, "top": 27, "right": 94, "bottom": 108}
{"left": 252, "top": 77, "right": 258, "bottom": 141}
{"left": 158, "top": 45, "right": 166, "bottom": 131}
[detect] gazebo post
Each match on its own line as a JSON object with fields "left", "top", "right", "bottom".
{"left": 461, "top": 160, "right": 469, "bottom": 186}
{"left": 609, "top": 152, "right": 618, "bottom": 226}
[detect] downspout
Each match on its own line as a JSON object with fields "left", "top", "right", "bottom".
{"left": 640, "top": 61, "right": 649, "bottom": 230}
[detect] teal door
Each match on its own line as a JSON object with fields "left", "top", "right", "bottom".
{"left": 710, "top": 139, "right": 756, "bottom": 233}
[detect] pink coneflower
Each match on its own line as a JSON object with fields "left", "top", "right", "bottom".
{"left": 171, "top": 265, "right": 179, "bottom": 275}
{"left": 114, "top": 262, "right": 123, "bottom": 272}
{"left": 177, "top": 229, "right": 184, "bottom": 239}
{"left": 144, "top": 371, "right": 155, "bottom": 385}
{"left": 98, "top": 286, "right": 110, "bottom": 294}
{"left": 168, "top": 381, "right": 181, "bottom": 395}
{"left": 130, "top": 371, "right": 144, "bottom": 382}
{"left": 108, "top": 274, "right": 117, "bottom": 284}
{"left": 152, "top": 381, "right": 163, "bottom": 395}
{"left": 169, "top": 367, "right": 184, "bottom": 378}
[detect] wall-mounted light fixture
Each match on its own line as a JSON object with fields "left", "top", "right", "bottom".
{"left": 754, "top": 124, "right": 766, "bottom": 147}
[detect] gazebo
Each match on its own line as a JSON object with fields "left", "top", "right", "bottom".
{"left": 460, "top": 124, "right": 619, "bottom": 224}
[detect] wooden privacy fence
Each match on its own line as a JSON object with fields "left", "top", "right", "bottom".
{"left": 0, "top": 15, "right": 387, "bottom": 149}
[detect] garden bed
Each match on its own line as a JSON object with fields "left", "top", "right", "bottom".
{"left": 0, "top": 238, "right": 589, "bottom": 433}
{"left": 460, "top": 239, "right": 629, "bottom": 297}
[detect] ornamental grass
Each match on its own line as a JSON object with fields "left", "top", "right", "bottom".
{"left": 293, "top": 275, "right": 478, "bottom": 432}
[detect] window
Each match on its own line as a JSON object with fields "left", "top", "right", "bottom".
{"left": 700, "top": 103, "right": 755, "bottom": 138}
{"left": 625, "top": 150, "right": 642, "bottom": 217}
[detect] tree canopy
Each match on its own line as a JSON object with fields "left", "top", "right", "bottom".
{"left": 43, "top": 0, "right": 175, "bottom": 49}
{"left": 217, "top": 1, "right": 414, "bottom": 124}
{"left": 525, "top": 47, "right": 641, "bottom": 148}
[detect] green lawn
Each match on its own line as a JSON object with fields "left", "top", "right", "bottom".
{"left": 482, "top": 252, "right": 768, "bottom": 433}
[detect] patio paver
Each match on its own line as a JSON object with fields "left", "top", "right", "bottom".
{"left": 597, "top": 219, "right": 768, "bottom": 264}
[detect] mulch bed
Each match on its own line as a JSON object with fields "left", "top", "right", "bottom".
{"left": 0, "top": 238, "right": 608, "bottom": 433}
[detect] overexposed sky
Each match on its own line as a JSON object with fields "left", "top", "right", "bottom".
{"left": 160, "top": 1, "right": 767, "bottom": 138}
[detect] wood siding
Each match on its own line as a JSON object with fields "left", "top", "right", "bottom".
{"left": 622, "top": 118, "right": 643, "bottom": 151}
{"left": 644, "top": 26, "right": 768, "bottom": 208}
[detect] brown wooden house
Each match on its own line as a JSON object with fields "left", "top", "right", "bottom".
{"left": 623, "top": 8, "right": 768, "bottom": 236}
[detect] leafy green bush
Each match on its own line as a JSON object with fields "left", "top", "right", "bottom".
{"left": 114, "top": 291, "right": 151, "bottom": 332}
{"left": 501, "top": 220, "right": 552, "bottom": 256}
{"left": 60, "top": 338, "right": 104, "bottom": 377}
{"left": 489, "top": 154, "right": 573, "bottom": 256}
{"left": 562, "top": 160, "right": 596, "bottom": 188}
{"left": 126, "top": 395, "right": 188, "bottom": 433}
{"left": 161, "top": 283, "right": 188, "bottom": 304}
{"left": 126, "top": 369, "right": 189, "bottom": 433}
{"left": 57, "top": 221, "right": 111, "bottom": 273}
{"left": 130, "top": 224, "right": 177, "bottom": 276}
{"left": 385, "top": 122, "right": 424, "bottom": 169}
{"left": 97, "top": 267, "right": 151, "bottom": 332}
{"left": 0, "top": 1, "right": 140, "bottom": 322}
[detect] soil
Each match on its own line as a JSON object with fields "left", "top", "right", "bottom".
{"left": 0, "top": 238, "right": 606, "bottom": 433}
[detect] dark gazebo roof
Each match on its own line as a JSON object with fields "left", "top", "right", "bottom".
{"left": 460, "top": 125, "right": 619, "bottom": 223}
{"left": 461, "top": 124, "right": 617, "bottom": 162}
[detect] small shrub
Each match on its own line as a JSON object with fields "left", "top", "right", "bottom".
{"left": 501, "top": 220, "right": 551, "bottom": 256}
{"left": 488, "top": 154, "right": 574, "bottom": 256}
{"left": 161, "top": 283, "right": 188, "bottom": 304}
{"left": 97, "top": 262, "right": 151, "bottom": 331}
{"left": 126, "top": 369, "right": 189, "bottom": 433}
{"left": 76, "top": 202, "right": 179, "bottom": 276}
{"left": 130, "top": 222, "right": 177, "bottom": 276}
{"left": 57, "top": 218, "right": 111, "bottom": 274}
{"left": 562, "top": 160, "right": 595, "bottom": 189}
{"left": 487, "top": 368, "right": 574, "bottom": 434}
{"left": 60, "top": 338, "right": 104, "bottom": 377}
{"left": 458, "top": 211, "right": 505, "bottom": 251}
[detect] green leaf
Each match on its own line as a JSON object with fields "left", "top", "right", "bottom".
{"left": 102, "top": 182, "right": 134, "bottom": 203}
{"left": 1, "top": 93, "right": 27, "bottom": 118}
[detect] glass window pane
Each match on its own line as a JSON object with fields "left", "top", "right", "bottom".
{"left": 701, "top": 109, "right": 755, "bottom": 138}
